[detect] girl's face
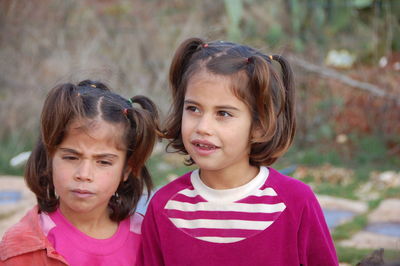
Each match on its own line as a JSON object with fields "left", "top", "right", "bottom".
{"left": 182, "top": 71, "right": 256, "bottom": 188}
{"left": 52, "top": 119, "right": 129, "bottom": 221}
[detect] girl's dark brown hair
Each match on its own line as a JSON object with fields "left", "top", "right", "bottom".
{"left": 164, "top": 37, "right": 296, "bottom": 166}
{"left": 25, "top": 80, "right": 159, "bottom": 222}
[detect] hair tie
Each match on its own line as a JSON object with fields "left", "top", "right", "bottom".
{"left": 123, "top": 108, "right": 128, "bottom": 115}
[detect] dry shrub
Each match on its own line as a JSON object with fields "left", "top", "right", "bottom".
{"left": 0, "top": 0, "right": 225, "bottom": 140}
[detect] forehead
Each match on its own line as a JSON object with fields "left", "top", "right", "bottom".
{"left": 188, "top": 70, "right": 229, "bottom": 86}
{"left": 65, "top": 119, "right": 126, "bottom": 150}
{"left": 185, "top": 70, "right": 248, "bottom": 103}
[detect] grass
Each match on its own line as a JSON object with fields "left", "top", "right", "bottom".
{"left": 336, "top": 246, "right": 376, "bottom": 265}
{"left": 336, "top": 246, "right": 400, "bottom": 265}
{"left": 276, "top": 134, "right": 400, "bottom": 201}
{"left": 332, "top": 214, "right": 368, "bottom": 242}
{"left": 368, "top": 198, "right": 383, "bottom": 210}
{"left": 147, "top": 153, "right": 194, "bottom": 187}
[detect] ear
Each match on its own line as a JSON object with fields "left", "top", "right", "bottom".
{"left": 122, "top": 166, "right": 131, "bottom": 182}
{"left": 250, "top": 124, "right": 265, "bottom": 143}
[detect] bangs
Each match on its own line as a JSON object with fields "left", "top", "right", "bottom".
{"left": 66, "top": 118, "right": 128, "bottom": 151}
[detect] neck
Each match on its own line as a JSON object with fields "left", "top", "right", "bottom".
{"left": 58, "top": 204, "right": 118, "bottom": 239}
{"left": 199, "top": 163, "right": 259, "bottom": 189}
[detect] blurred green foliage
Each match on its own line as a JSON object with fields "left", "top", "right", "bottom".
{"left": 224, "top": 0, "right": 243, "bottom": 41}
{"left": 332, "top": 214, "right": 368, "bottom": 241}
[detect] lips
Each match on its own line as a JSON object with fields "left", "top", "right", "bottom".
{"left": 71, "top": 189, "right": 95, "bottom": 198}
{"left": 191, "top": 139, "right": 219, "bottom": 153}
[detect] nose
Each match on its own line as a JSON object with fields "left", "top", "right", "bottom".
{"left": 74, "top": 160, "right": 93, "bottom": 182}
{"left": 195, "top": 114, "right": 213, "bottom": 136}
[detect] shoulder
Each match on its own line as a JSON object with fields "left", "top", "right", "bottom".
{"left": 0, "top": 206, "right": 45, "bottom": 261}
{"left": 1, "top": 206, "right": 42, "bottom": 242}
{"left": 148, "top": 171, "right": 193, "bottom": 209}
{"left": 267, "top": 167, "right": 316, "bottom": 204}
{"left": 128, "top": 212, "right": 144, "bottom": 235}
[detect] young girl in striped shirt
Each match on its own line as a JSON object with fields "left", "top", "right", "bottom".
{"left": 139, "top": 38, "right": 338, "bottom": 266}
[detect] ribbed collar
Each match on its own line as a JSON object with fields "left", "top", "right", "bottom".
{"left": 190, "top": 166, "right": 269, "bottom": 203}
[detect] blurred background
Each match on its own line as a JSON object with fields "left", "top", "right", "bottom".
{"left": 0, "top": 0, "right": 399, "bottom": 264}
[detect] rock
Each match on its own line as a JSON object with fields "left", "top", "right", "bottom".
{"left": 325, "top": 49, "right": 356, "bottom": 69}
{"left": 339, "top": 231, "right": 400, "bottom": 250}
{"left": 356, "top": 182, "right": 380, "bottom": 201}
{"left": 370, "top": 171, "right": 400, "bottom": 189}
{"left": 368, "top": 199, "right": 400, "bottom": 224}
{"left": 317, "top": 194, "right": 368, "bottom": 214}
{"left": 293, "top": 164, "right": 353, "bottom": 186}
{"left": 356, "top": 248, "right": 384, "bottom": 266}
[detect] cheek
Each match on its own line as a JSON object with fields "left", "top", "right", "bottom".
{"left": 52, "top": 170, "right": 66, "bottom": 195}
{"left": 232, "top": 121, "right": 252, "bottom": 145}
{"left": 51, "top": 158, "right": 62, "bottom": 182}
{"left": 181, "top": 115, "right": 191, "bottom": 138}
{"left": 107, "top": 165, "right": 126, "bottom": 184}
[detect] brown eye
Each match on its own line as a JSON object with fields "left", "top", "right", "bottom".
{"left": 185, "top": 106, "right": 199, "bottom": 113}
{"left": 62, "top": 156, "right": 78, "bottom": 161}
{"left": 217, "top": 111, "right": 232, "bottom": 117}
{"left": 98, "top": 160, "right": 112, "bottom": 166}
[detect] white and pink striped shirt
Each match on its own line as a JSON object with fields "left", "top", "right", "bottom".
{"left": 139, "top": 167, "right": 338, "bottom": 266}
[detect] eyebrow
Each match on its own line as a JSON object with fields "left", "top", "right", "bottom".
{"left": 59, "top": 148, "right": 119, "bottom": 159}
{"left": 184, "top": 99, "right": 240, "bottom": 111}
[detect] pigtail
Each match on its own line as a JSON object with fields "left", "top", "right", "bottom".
{"left": 130, "top": 95, "right": 160, "bottom": 128}
{"left": 25, "top": 137, "right": 58, "bottom": 212}
{"left": 110, "top": 95, "right": 159, "bottom": 221}
{"left": 250, "top": 54, "right": 296, "bottom": 165}
{"left": 169, "top": 37, "right": 204, "bottom": 96}
{"left": 128, "top": 95, "right": 160, "bottom": 176}
{"left": 271, "top": 55, "right": 296, "bottom": 143}
{"left": 26, "top": 82, "right": 82, "bottom": 213}
{"left": 247, "top": 55, "right": 278, "bottom": 143}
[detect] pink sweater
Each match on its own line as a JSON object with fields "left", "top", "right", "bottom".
{"left": 0, "top": 206, "right": 143, "bottom": 266}
{"left": 139, "top": 167, "right": 338, "bottom": 266}
{"left": 42, "top": 208, "right": 143, "bottom": 265}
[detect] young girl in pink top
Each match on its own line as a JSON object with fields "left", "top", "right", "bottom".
{"left": 0, "top": 80, "right": 159, "bottom": 265}
{"left": 139, "top": 38, "right": 338, "bottom": 265}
